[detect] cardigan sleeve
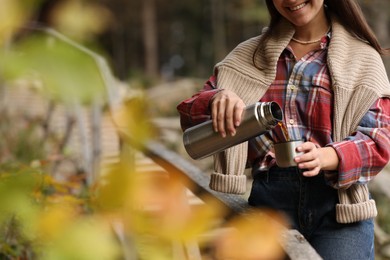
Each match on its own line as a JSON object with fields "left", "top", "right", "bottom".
{"left": 177, "top": 74, "right": 248, "bottom": 194}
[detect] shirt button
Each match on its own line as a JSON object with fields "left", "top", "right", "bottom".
{"left": 289, "top": 119, "right": 294, "bottom": 124}
{"left": 290, "top": 85, "right": 296, "bottom": 90}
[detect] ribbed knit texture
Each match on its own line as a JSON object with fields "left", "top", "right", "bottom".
{"left": 336, "top": 185, "right": 378, "bottom": 223}
{"left": 210, "top": 142, "right": 248, "bottom": 194}
{"left": 209, "top": 17, "right": 390, "bottom": 223}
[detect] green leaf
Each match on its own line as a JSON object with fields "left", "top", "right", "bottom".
{"left": 1, "top": 31, "right": 107, "bottom": 105}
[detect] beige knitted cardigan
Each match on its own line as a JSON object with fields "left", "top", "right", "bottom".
{"left": 209, "top": 18, "right": 390, "bottom": 223}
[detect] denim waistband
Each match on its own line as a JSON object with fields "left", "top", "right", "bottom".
{"left": 253, "top": 166, "right": 324, "bottom": 182}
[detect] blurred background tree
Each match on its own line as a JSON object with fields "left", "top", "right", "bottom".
{"left": 28, "top": 0, "right": 390, "bottom": 83}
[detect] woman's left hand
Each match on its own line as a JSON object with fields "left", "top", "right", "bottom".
{"left": 294, "top": 142, "right": 339, "bottom": 177}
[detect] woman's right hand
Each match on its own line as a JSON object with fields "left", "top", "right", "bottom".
{"left": 210, "top": 89, "right": 246, "bottom": 137}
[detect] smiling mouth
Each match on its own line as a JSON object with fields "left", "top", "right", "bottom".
{"left": 289, "top": 1, "right": 308, "bottom": 11}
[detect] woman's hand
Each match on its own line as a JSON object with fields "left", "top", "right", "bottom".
{"left": 210, "top": 89, "right": 245, "bottom": 137}
{"left": 294, "top": 142, "right": 339, "bottom": 177}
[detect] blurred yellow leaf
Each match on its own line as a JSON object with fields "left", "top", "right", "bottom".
{"left": 41, "top": 217, "right": 120, "bottom": 260}
{"left": 122, "top": 169, "right": 227, "bottom": 257}
{"left": 214, "top": 210, "right": 288, "bottom": 260}
{"left": 93, "top": 161, "right": 133, "bottom": 213}
{"left": 50, "top": 0, "right": 112, "bottom": 42}
{"left": 111, "top": 96, "right": 156, "bottom": 149}
{"left": 0, "top": 0, "right": 40, "bottom": 46}
{"left": 37, "top": 204, "right": 76, "bottom": 241}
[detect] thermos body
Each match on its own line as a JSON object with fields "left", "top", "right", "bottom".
{"left": 183, "top": 102, "right": 283, "bottom": 160}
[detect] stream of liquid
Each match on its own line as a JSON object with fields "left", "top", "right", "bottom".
{"left": 278, "top": 121, "right": 290, "bottom": 142}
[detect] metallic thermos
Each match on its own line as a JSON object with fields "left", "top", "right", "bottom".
{"left": 183, "top": 101, "right": 283, "bottom": 160}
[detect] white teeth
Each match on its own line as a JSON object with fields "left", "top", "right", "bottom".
{"left": 290, "top": 2, "right": 306, "bottom": 11}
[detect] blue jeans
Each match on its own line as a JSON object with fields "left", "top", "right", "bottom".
{"left": 248, "top": 166, "right": 375, "bottom": 260}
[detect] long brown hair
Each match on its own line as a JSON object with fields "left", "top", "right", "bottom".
{"left": 261, "top": 0, "right": 389, "bottom": 55}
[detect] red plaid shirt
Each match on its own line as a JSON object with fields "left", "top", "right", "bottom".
{"left": 177, "top": 35, "right": 390, "bottom": 188}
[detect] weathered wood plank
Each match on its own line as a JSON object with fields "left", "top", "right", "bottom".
{"left": 282, "top": 230, "right": 322, "bottom": 260}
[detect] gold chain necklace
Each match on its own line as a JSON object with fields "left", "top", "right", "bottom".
{"left": 291, "top": 37, "right": 322, "bottom": 44}
{"left": 291, "top": 26, "right": 331, "bottom": 45}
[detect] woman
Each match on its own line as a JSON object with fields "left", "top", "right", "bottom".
{"left": 177, "top": 0, "right": 390, "bottom": 259}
